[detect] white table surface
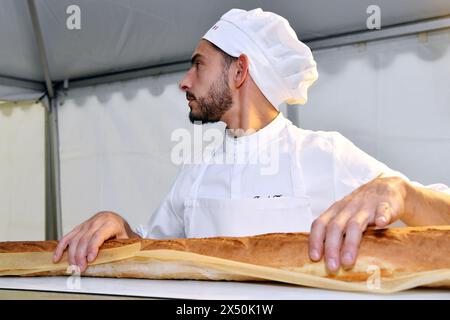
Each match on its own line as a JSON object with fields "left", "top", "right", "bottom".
{"left": 0, "top": 277, "right": 449, "bottom": 300}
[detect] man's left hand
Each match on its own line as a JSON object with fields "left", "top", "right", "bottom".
{"left": 308, "top": 174, "right": 407, "bottom": 272}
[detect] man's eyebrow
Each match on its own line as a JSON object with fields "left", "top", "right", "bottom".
{"left": 190, "top": 53, "right": 204, "bottom": 65}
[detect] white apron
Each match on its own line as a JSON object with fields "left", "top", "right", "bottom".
{"left": 183, "top": 123, "right": 313, "bottom": 238}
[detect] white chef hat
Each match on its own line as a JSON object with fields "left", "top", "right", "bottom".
{"left": 202, "top": 8, "right": 318, "bottom": 109}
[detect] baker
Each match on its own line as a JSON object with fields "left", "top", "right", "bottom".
{"left": 53, "top": 8, "right": 450, "bottom": 274}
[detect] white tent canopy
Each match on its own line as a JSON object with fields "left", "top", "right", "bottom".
{"left": 1, "top": 0, "right": 450, "bottom": 99}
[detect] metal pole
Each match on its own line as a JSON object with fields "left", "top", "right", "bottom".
{"left": 65, "top": 61, "right": 191, "bottom": 89}
{"left": 307, "top": 15, "right": 450, "bottom": 51}
{"left": 44, "top": 97, "right": 63, "bottom": 240}
{"left": 27, "top": 0, "right": 62, "bottom": 239}
{"left": 27, "top": 0, "right": 54, "bottom": 98}
{"left": 0, "top": 75, "right": 44, "bottom": 91}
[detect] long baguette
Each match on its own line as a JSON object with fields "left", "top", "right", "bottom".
{"left": 0, "top": 226, "right": 449, "bottom": 293}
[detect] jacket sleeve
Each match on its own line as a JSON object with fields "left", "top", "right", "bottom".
{"left": 328, "top": 132, "right": 450, "bottom": 202}
{"left": 134, "top": 164, "right": 191, "bottom": 239}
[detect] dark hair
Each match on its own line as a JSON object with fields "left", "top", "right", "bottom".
{"left": 209, "top": 42, "right": 238, "bottom": 69}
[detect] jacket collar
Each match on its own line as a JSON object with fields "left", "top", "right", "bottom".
{"left": 222, "top": 112, "right": 290, "bottom": 153}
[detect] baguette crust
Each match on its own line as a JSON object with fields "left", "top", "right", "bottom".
{"left": 1, "top": 226, "right": 449, "bottom": 286}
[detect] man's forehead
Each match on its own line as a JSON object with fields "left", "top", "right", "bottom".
{"left": 190, "top": 39, "right": 216, "bottom": 60}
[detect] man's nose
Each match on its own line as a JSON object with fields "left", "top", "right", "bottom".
{"left": 179, "top": 72, "right": 191, "bottom": 91}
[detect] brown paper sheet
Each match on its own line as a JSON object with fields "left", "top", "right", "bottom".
{"left": 0, "top": 243, "right": 141, "bottom": 275}
{"left": 135, "top": 249, "right": 450, "bottom": 293}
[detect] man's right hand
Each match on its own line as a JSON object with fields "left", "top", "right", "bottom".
{"left": 52, "top": 211, "right": 140, "bottom": 272}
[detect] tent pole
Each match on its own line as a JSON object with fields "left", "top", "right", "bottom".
{"left": 44, "top": 97, "right": 63, "bottom": 240}
{"left": 27, "top": 0, "right": 54, "bottom": 98}
{"left": 27, "top": 0, "right": 62, "bottom": 239}
{"left": 307, "top": 15, "right": 450, "bottom": 51}
{"left": 62, "top": 61, "right": 191, "bottom": 89}
{"left": 0, "top": 75, "right": 44, "bottom": 91}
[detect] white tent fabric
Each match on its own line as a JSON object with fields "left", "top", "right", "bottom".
{"left": 292, "top": 28, "right": 450, "bottom": 187}
{"left": 1, "top": 0, "right": 450, "bottom": 84}
{"left": 0, "top": 101, "right": 45, "bottom": 241}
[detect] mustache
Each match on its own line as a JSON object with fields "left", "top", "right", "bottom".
{"left": 186, "top": 92, "right": 196, "bottom": 100}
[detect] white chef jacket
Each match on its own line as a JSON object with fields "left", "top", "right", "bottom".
{"left": 136, "top": 112, "right": 450, "bottom": 239}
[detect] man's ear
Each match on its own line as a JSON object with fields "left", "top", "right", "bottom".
{"left": 234, "top": 54, "right": 249, "bottom": 88}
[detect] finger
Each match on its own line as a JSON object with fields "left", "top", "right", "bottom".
{"left": 75, "top": 228, "right": 100, "bottom": 272}
{"left": 53, "top": 227, "right": 81, "bottom": 263}
{"left": 86, "top": 222, "right": 117, "bottom": 263}
{"left": 324, "top": 204, "right": 358, "bottom": 272}
{"left": 309, "top": 202, "right": 343, "bottom": 261}
{"left": 67, "top": 231, "right": 85, "bottom": 267}
{"left": 374, "top": 202, "right": 393, "bottom": 227}
{"left": 341, "top": 208, "right": 372, "bottom": 268}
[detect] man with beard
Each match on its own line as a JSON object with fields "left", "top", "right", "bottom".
{"left": 54, "top": 8, "right": 450, "bottom": 274}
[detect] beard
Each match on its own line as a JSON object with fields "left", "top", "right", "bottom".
{"left": 188, "top": 71, "right": 233, "bottom": 124}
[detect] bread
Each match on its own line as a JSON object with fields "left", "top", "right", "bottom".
{"left": 0, "top": 226, "right": 449, "bottom": 293}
